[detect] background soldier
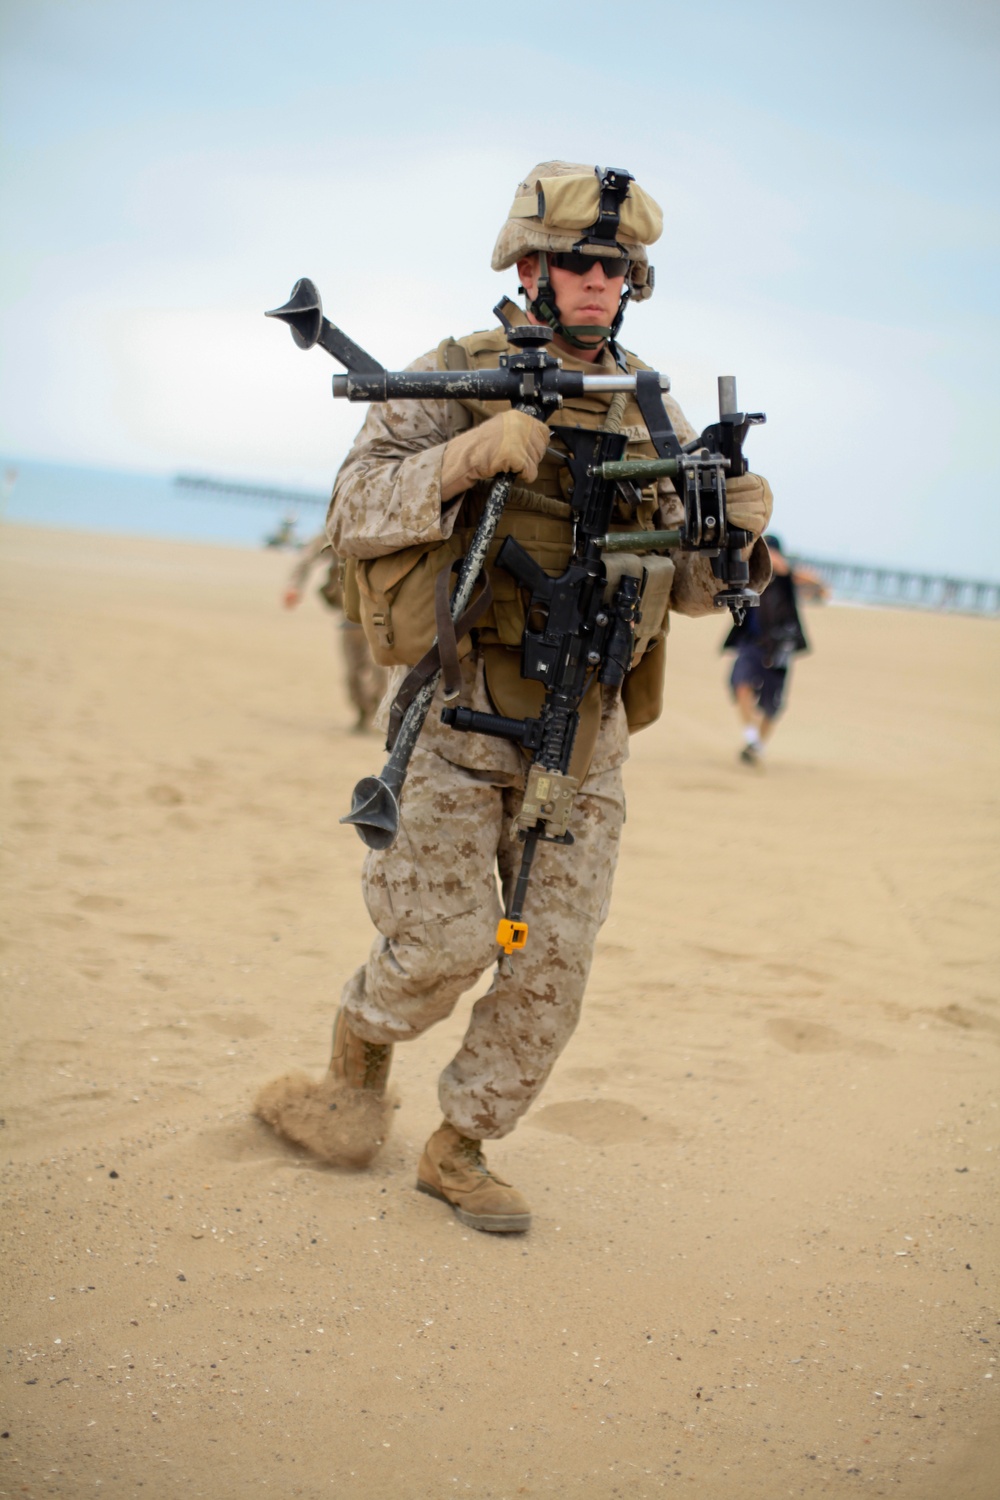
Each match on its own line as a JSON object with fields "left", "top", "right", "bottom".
{"left": 723, "top": 533, "right": 829, "bottom": 765}
{"left": 283, "top": 531, "right": 387, "bottom": 732}
{"left": 257, "top": 161, "right": 773, "bottom": 1232}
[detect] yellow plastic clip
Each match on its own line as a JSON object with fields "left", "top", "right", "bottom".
{"left": 496, "top": 918, "right": 529, "bottom": 955}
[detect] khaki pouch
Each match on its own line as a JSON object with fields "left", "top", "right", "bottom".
{"left": 622, "top": 631, "right": 667, "bottom": 733}
{"left": 354, "top": 533, "right": 467, "bottom": 666}
{"left": 602, "top": 552, "right": 675, "bottom": 666}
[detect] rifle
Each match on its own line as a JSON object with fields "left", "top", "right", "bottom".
{"left": 266, "top": 278, "right": 765, "bottom": 952}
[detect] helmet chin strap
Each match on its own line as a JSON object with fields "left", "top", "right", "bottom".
{"left": 524, "top": 250, "right": 630, "bottom": 366}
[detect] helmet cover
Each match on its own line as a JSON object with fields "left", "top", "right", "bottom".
{"left": 492, "top": 160, "right": 662, "bottom": 301}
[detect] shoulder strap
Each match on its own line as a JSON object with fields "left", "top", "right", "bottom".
{"left": 460, "top": 328, "right": 508, "bottom": 365}
{"left": 622, "top": 347, "right": 653, "bottom": 374}
{"left": 436, "top": 336, "right": 471, "bottom": 372}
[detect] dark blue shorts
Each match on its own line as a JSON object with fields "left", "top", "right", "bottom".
{"left": 730, "top": 644, "right": 788, "bottom": 718}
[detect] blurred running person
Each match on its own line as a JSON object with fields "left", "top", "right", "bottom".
{"left": 723, "top": 534, "right": 828, "bottom": 765}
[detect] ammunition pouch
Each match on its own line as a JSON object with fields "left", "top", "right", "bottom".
{"left": 603, "top": 553, "right": 673, "bottom": 733}
{"left": 602, "top": 552, "right": 674, "bottom": 667}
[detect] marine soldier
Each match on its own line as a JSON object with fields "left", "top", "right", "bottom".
{"left": 257, "top": 161, "right": 773, "bottom": 1232}
{"left": 283, "top": 531, "right": 388, "bottom": 732}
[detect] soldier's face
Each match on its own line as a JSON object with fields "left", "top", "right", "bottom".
{"left": 517, "top": 253, "right": 625, "bottom": 344}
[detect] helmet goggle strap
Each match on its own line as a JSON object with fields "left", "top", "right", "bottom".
{"left": 522, "top": 167, "right": 636, "bottom": 365}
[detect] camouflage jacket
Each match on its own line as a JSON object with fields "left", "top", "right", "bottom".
{"left": 327, "top": 321, "right": 767, "bottom": 775}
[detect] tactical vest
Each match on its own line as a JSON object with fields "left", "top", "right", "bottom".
{"left": 440, "top": 316, "right": 665, "bottom": 645}
{"left": 349, "top": 309, "right": 676, "bottom": 738}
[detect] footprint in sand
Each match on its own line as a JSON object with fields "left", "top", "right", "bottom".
{"left": 767, "top": 1018, "right": 842, "bottom": 1053}
{"left": 565, "top": 1066, "right": 610, "bottom": 1088}
{"left": 761, "top": 959, "right": 831, "bottom": 984}
{"left": 147, "top": 784, "right": 184, "bottom": 806}
{"left": 199, "top": 1013, "right": 272, "bottom": 1040}
{"left": 75, "top": 894, "right": 125, "bottom": 912}
{"left": 527, "top": 1098, "right": 677, "bottom": 1147}
{"left": 766, "top": 1017, "right": 891, "bottom": 1057}
{"left": 931, "top": 1003, "right": 1000, "bottom": 1039}
{"left": 16, "top": 1036, "right": 84, "bottom": 1067}
{"left": 12, "top": 777, "right": 46, "bottom": 798}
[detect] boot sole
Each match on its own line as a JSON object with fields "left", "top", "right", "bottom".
{"left": 416, "top": 1178, "right": 531, "bottom": 1234}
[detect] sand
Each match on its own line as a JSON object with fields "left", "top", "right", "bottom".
{"left": 1, "top": 522, "right": 997, "bottom": 1499}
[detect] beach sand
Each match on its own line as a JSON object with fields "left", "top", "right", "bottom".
{"left": 1, "top": 522, "right": 997, "bottom": 1499}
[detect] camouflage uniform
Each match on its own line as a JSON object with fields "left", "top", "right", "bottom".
{"left": 287, "top": 532, "right": 388, "bottom": 728}
{"left": 327, "top": 328, "right": 769, "bottom": 1140}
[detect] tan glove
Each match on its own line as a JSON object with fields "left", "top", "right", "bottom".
{"left": 725, "top": 472, "right": 773, "bottom": 537}
{"left": 440, "top": 410, "right": 550, "bottom": 502}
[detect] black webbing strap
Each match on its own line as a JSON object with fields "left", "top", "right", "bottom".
{"left": 385, "top": 566, "right": 494, "bottom": 751}
{"left": 586, "top": 167, "right": 633, "bottom": 246}
{"left": 634, "top": 370, "right": 685, "bottom": 460}
{"left": 433, "top": 561, "right": 466, "bottom": 699}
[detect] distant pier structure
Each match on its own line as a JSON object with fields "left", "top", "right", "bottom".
{"left": 796, "top": 557, "right": 1000, "bottom": 617}
{"left": 173, "top": 472, "right": 327, "bottom": 549}
{"left": 174, "top": 474, "right": 326, "bottom": 509}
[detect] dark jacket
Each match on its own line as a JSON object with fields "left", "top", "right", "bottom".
{"left": 723, "top": 572, "right": 809, "bottom": 662}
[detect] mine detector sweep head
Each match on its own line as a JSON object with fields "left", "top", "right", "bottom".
{"left": 265, "top": 279, "right": 767, "bottom": 962}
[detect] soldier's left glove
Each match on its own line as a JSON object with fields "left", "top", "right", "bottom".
{"left": 725, "top": 472, "right": 773, "bottom": 538}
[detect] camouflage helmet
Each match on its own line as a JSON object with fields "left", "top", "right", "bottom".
{"left": 492, "top": 160, "right": 662, "bottom": 302}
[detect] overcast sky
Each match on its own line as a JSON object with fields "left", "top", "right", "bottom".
{"left": 1, "top": 0, "right": 998, "bottom": 571}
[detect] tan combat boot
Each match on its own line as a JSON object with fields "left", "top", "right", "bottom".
{"left": 328, "top": 1006, "right": 392, "bottom": 1094}
{"left": 254, "top": 1007, "right": 394, "bottom": 1168}
{"left": 416, "top": 1121, "right": 531, "bottom": 1234}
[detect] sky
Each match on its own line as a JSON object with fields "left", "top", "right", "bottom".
{"left": 1, "top": 0, "right": 998, "bottom": 572}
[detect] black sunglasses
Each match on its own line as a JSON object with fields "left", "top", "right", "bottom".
{"left": 549, "top": 251, "right": 630, "bottom": 279}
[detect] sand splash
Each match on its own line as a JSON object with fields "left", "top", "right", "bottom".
{"left": 254, "top": 1071, "right": 396, "bottom": 1167}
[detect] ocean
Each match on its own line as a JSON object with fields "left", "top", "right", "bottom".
{"left": 0, "top": 458, "right": 328, "bottom": 550}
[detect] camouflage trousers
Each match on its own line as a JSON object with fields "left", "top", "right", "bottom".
{"left": 341, "top": 744, "right": 625, "bottom": 1139}
{"left": 340, "top": 621, "right": 388, "bottom": 727}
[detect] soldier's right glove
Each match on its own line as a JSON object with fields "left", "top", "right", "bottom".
{"left": 725, "top": 472, "right": 773, "bottom": 538}
{"left": 441, "top": 410, "right": 550, "bottom": 503}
